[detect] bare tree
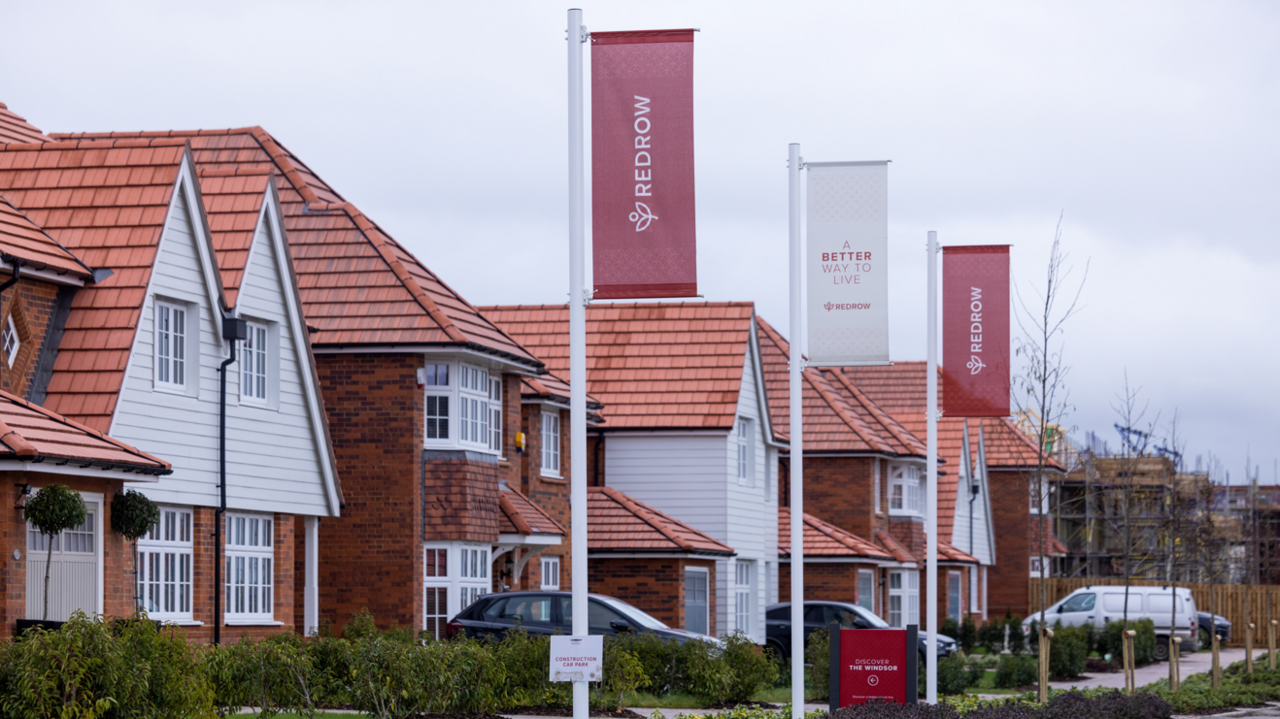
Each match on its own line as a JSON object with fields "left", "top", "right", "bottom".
{"left": 1159, "top": 411, "right": 1190, "bottom": 678}
{"left": 1013, "top": 213, "right": 1087, "bottom": 701}
{"left": 1109, "top": 373, "right": 1159, "bottom": 635}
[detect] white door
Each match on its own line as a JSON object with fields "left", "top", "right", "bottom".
{"left": 26, "top": 495, "right": 101, "bottom": 621}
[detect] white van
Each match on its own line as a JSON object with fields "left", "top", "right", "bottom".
{"left": 1023, "top": 585, "right": 1198, "bottom": 660}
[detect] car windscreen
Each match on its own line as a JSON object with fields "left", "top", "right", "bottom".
{"left": 595, "top": 596, "right": 670, "bottom": 630}
{"left": 851, "top": 604, "right": 891, "bottom": 628}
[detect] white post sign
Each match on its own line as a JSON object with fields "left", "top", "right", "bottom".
{"left": 550, "top": 635, "right": 604, "bottom": 682}
{"left": 805, "top": 161, "right": 890, "bottom": 366}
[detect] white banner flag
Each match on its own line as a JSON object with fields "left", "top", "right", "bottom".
{"left": 806, "top": 161, "right": 890, "bottom": 366}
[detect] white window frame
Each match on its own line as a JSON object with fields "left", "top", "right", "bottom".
{"left": 2, "top": 314, "right": 18, "bottom": 368}
{"left": 1030, "top": 555, "right": 1043, "bottom": 577}
{"left": 224, "top": 512, "right": 274, "bottom": 623}
{"left": 137, "top": 506, "right": 194, "bottom": 621}
{"left": 734, "top": 560, "right": 753, "bottom": 634}
{"left": 735, "top": 417, "right": 753, "bottom": 486}
{"left": 888, "top": 463, "right": 923, "bottom": 516}
{"left": 459, "top": 545, "right": 490, "bottom": 611}
{"left": 874, "top": 461, "right": 881, "bottom": 513}
{"left": 423, "top": 363, "right": 451, "bottom": 441}
{"left": 888, "top": 570, "right": 919, "bottom": 628}
{"left": 423, "top": 546, "right": 449, "bottom": 640}
{"left": 423, "top": 542, "right": 492, "bottom": 636}
{"left": 540, "top": 555, "right": 560, "bottom": 590}
{"left": 969, "top": 566, "right": 981, "bottom": 614}
{"left": 241, "top": 321, "right": 269, "bottom": 405}
{"left": 858, "top": 568, "right": 876, "bottom": 613}
{"left": 154, "top": 301, "right": 188, "bottom": 391}
{"left": 489, "top": 377, "right": 503, "bottom": 454}
{"left": 458, "top": 365, "right": 490, "bottom": 449}
{"left": 541, "top": 409, "right": 561, "bottom": 477}
{"left": 948, "top": 571, "right": 963, "bottom": 622}
{"left": 684, "top": 566, "right": 710, "bottom": 635}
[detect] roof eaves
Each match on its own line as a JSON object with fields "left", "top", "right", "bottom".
{"left": 825, "top": 369, "right": 926, "bottom": 456}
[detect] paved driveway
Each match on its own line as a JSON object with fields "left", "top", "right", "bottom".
{"left": 1049, "top": 648, "right": 1250, "bottom": 691}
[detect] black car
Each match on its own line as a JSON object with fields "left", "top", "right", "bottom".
{"left": 448, "top": 591, "right": 716, "bottom": 644}
{"left": 1197, "top": 612, "right": 1231, "bottom": 647}
{"left": 764, "top": 601, "right": 957, "bottom": 663}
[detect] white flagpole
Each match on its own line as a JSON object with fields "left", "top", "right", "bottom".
{"left": 788, "top": 142, "right": 805, "bottom": 719}
{"left": 567, "top": 9, "right": 589, "bottom": 719}
{"left": 926, "top": 230, "right": 939, "bottom": 704}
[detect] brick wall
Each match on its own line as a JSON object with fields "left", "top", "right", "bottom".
{"left": 184, "top": 508, "right": 295, "bottom": 643}
{"left": 314, "top": 353, "right": 422, "bottom": 636}
{"left": 1, "top": 278, "right": 60, "bottom": 399}
{"left": 987, "top": 470, "right": 1029, "bottom": 616}
{"left": 520, "top": 404, "right": 571, "bottom": 592}
{"left": 888, "top": 518, "right": 925, "bottom": 561}
{"left": 778, "top": 561, "right": 880, "bottom": 606}
{"left": 588, "top": 556, "right": 716, "bottom": 634}
{"left": 778, "top": 456, "right": 878, "bottom": 539}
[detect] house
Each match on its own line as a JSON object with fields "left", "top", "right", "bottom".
{"left": 839, "top": 362, "right": 1063, "bottom": 618}
{"left": 756, "top": 318, "right": 981, "bottom": 629}
{"left": 0, "top": 133, "right": 341, "bottom": 641}
{"left": 483, "top": 302, "right": 781, "bottom": 641}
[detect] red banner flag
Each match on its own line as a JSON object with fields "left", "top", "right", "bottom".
{"left": 942, "top": 246, "right": 1010, "bottom": 417}
{"left": 591, "top": 30, "right": 697, "bottom": 299}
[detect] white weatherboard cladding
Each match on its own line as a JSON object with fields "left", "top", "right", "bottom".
{"left": 949, "top": 427, "right": 995, "bottom": 566}
{"left": 602, "top": 343, "right": 776, "bottom": 643}
{"left": 112, "top": 185, "right": 332, "bottom": 516}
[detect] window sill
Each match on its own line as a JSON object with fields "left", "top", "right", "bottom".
{"left": 224, "top": 619, "right": 284, "bottom": 627}
{"left": 539, "top": 472, "right": 565, "bottom": 483}
{"left": 158, "top": 620, "right": 203, "bottom": 627}
{"left": 153, "top": 384, "right": 189, "bottom": 396}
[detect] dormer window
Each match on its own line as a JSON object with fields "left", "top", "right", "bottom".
{"left": 2, "top": 315, "right": 17, "bottom": 368}
{"left": 155, "top": 301, "right": 187, "bottom": 388}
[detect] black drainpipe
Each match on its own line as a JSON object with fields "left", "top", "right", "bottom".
{"left": 214, "top": 315, "right": 247, "bottom": 645}
{"left": 592, "top": 431, "right": 603, "bottom": 487}
{"left": 780, "top": 456, "right": 790, "bottom": 507}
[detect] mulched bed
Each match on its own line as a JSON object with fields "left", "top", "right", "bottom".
{"left": 1174, "top": 704, "right": 1269, "bottom": 716}
{"left": 503, "top": 706, "right": 644, "bottom": 718}
{"left": 702, "top": 702, "right": 780, "bottom": 711}
{"left": 1086, "top": 656, "right": 1121, "bottom": 673}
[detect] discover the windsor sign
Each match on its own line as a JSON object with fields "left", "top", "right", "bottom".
{"left": 829, "top": 626, "right": 918, "bottom": 708}
{"left": 806, "top": 161, "right": 890, "bottom": 366}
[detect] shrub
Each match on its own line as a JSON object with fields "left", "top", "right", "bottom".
{"left": 805, "top": 628, "right": 830, "bottom": 700}
{"left": 3, "top": 611, "right": 140, "bottom": 719}
{"left": 600, "top": 648, "right": 650, "bottom": 709}
{"left": 113, "top": 617, "right": 214, "bottom": 718}
{"left": 939, "top": 618, "right": 960, "bottom": 644}
{"left": 937, "top": 654, "right": 971, "bottom": 696}
{"left": 958, "top": 618, "right": 978, "bottom": 655}
{"left": 1006, "top": 616, "right": 1026, "bottom": 656}
{"left": 1097, "top": 618, "right": 1157, "bottom": 667}
{"left": 993, "top": 655, "right": 1037, "bottom": 689}
{"left": 343, "top": 609, "right": 378, "bottom": 642}
{"left": 977, "top": 617, "right": 1004, "bottom": 655}
{"left": 347, "top": 635, "right": 429, "bottom": 719}
{"left": 493, "top": 629, "right": 555, "bottom": 707}
{"left": 611, "top": 632, "right": 681, "bottom": 696}
{"left": 1047, "top": 622, "right": 1089, "bottom": 680}
{"left": 720, "top": 632, "right": 779, "bottom": 705}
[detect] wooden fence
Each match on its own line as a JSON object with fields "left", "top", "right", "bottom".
{"left": 1029, "top": 577, "right": 1280, "bottom": 647}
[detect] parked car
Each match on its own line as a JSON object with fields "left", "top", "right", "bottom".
{"left": 1197, "top": 611, "right": 1232, "bottom": 646}
{"left": 1022, "top": 585, "right": 1198, "bottom": 660}
{"left": 764, "top": 601, "right": 957, "bottom": 664}
{"left": 448, "top": 591, "right": 716, "bottom": 644}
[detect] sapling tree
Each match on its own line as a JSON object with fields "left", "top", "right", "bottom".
{"left": 23, "top": 483, "right": 87, "bottom": 621}
{"left": 111, "top": 489, "right": 160, "bottom": 612}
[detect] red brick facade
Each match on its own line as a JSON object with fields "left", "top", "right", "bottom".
{"left": 518, "top": 403, "right": 571, "bottom": 592}
{"left": 987, "top": 470, "right": 1030, "bottom": 616}
{"left": 588, "top": 557, "right": 716, "bottom": 633}
{"left": 1, "top": 278, "right": 63, "bottom": 400}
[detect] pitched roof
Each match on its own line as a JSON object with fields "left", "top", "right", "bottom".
{"left": 520, "top": 372, "right": 606, "bottom": 424}
{"left": 838, "top": 362, "right": 1062, "bottom": 542}
{"left": 52, "top": 128, "right": 540, "bottom": 367}
{"left": 196, "top": 167, "right": 272, "bottom": 308}
{"left": 0, "top": 138, "right": 192, "bottom": 431}
{"left": 778, "top": 506, "right": 892, "bottom": 560}
{"left": 939, "top": 541, "right": 980, "bottom": 564}
{"left": 481, "top": 302, "right": 757, "bottom": 429}
{"left": 757, "top": 317, "right": 923, "bottom": 456}
{"left": 499, "top": 483, "right": 565, "bottom": 536}
{"left": 0, "top": 103, "right": 50, "bottom": 145}
{"left": 0, "top": 196, "right": 93, "bottom": 279}
{"left": 588, "top": 486, "right": 734, "bottom": 556}
{"left": 873, "top": 528, "right": 916, "bottom": 564}
{"left": 0, "top": 389, "right": 169, "bottom": 473}
{"left": 1030, "top": 515, "right": 1067, "bottom": 557}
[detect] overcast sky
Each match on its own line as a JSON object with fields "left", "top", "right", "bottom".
{"left": 3, "top": 0, "right": 1276, "bottom": 482}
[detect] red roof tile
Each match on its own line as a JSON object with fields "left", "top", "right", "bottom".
{"left": 196, "top": 166, "right": 271, "bottom": 308}
{"left": 0, "top": 138, "right": 191, "bottom": 431}
{"left": 0, "top": 196, "right": 93, "bottom": 279}
{"left": 939, "top": 541, "right": 979, "bottom": 564}
{"left": 0, "top": 103, "right": 50, "bottom": 145}
{"left": 757, "top": 317, "right": 923, "bottom": 456}
{"left": 482, "top": 303, "right": 756, "bottom": 429}
{"left": 838, "top": 362, "right": 1063, "bottom": 542}
{"left": 588, "top": 486, "right": 734, "bottom": 556}
{"left": 874, "top": 528, "right": 916, "bottom": 564}
{"left": 778, "top": 506, "right": 892, "bottom": 560}
{"left": 0, "top": 389, "right": 168, "bottom": 472}
{"left": 53, "top": 128, "right": 540, "bottom": 367}
{"left": 499, "top": 483, "right": 565, "bottom": 536}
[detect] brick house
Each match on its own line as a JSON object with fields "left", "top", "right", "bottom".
{"left": 485, "top": 302, "right": 782, "bottom": 642}
{"left": 757, "top": 318, "right": 981, "bottom": 629}
{"left": 0, "top": 131, "right": 342, "bottom": 642}
{"left": 840, "top": 363, "right": 1063, "bottom": 618}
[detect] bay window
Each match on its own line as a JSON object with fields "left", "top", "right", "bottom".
{"left": 489, "top": 377, "right": 503, "bottom": 453}
{"left": 225, "top": 512, "right": 274, "bottom": 622}
{"left": 422, "top": 360, "right": 502, "bottom": 454}
{"left": 888, "top": 463, "right": 923, "bottom": 515}
{"left": 424, "top": 543, "right": 490, "bottom": 638}
{"left": 137, "top": 506, "right": 193, "bottom": 621}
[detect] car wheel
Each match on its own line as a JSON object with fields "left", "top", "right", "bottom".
{"left": 1199, "top": 627, "right": 1212, "bottom": 649}
{"left": 1154, "top": 639, "right": 1169, "bottom": 662}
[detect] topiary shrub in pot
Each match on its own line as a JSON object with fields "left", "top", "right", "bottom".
{"left": 23, "top": 484, "right": 86, "bottom": 621}
{"left": 111, "top": 489, "right": 160, "bottom": 612}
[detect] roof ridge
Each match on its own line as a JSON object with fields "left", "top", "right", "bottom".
{"left": 0, "top": 416, "right": 36, "bottom": 456}
{"left": 826, "top": 369, "right": 923, "bottom": 455}
{"left": 498, "top": 492, "right": 534, "bottom": 534}
{"left": 246, "top": 127, "right": 325, "bottom": 206}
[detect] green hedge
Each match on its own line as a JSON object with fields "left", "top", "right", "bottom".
{"left": 1096, "top": 618, "right": 1157, "bottom": 666}
{"left": 0, "top": 611, "right": 783, "bottom": 718}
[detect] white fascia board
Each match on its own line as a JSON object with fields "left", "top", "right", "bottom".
{"left": 779, "top": 557, "right": 897, "bottom": 566}
{"left": 316, "top": 345, "right": 543, "bottom": 376}
{"left": 587, "top": 552, "right": 731, "bottom": 560}
{"left": 256, "top": 184, "right": 342, "bottom": 517}
{"left": 497, "top": 533, "right": 563, "bottom": 547}
{"left": 0, "top": 463, "right": 161, "bottom": 481}
{"left": 596, "top": 429, "right": 729, "bottom": 438}
{"left": 747, "top": 313, "right": 785, "bottom": 449}
{"left": 0, "top": 260, "right": 85, "bottom": 287}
